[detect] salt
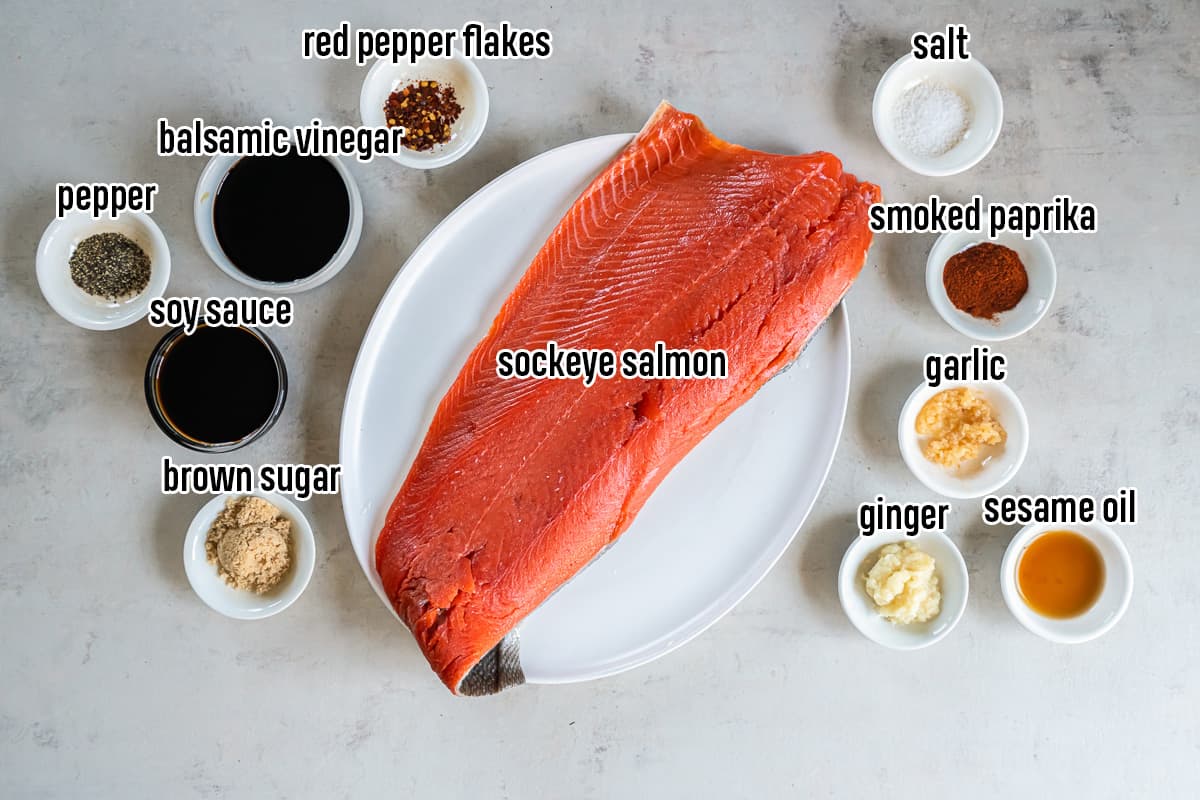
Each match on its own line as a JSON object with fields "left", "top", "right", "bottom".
{"left": 891, "top": 81, "right": 969, "bottom": 157}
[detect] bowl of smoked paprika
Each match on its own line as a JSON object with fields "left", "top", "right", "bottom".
{"left": 926, "top": 230, "right": 1056, "bottom": 341}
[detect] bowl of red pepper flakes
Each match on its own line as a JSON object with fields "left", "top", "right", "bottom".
{"left": 384, "top": 80, "right": 463, "bottom": 153}
{"left": 925, "top": 229, "right": 1057, "bottom": 342}
{"left": 359, "top": 50, "right": 489, "bottom": 169}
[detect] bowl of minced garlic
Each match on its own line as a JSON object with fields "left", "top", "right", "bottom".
{"left": 916, "top": 386, "right": 1006, "bottom": 470}
{"left": 898, "top": 381, "right": 1029, "bottom": 499}
{"left": 183, "top": 493, "right": 315, "bottom": 619}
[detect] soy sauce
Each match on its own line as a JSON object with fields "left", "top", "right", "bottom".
{"left": 150, "top": 326, "right": 284, "bottom": 448}
{"left": 213, "top": 151, "right": 350, "bottom": 283}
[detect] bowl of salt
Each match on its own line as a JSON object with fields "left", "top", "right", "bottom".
{"left": 872, "top": 53, "right": 1003, "bottom": 177}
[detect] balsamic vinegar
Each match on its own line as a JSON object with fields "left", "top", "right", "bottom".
{"left": 213, "top": 150, "right": 350, "bottom": 283}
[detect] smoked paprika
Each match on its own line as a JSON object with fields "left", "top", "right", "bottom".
{"left": 943, "top": 243, "right": 1029, "bottom": 320}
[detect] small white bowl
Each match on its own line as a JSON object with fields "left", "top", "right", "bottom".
{"left": 359, "top": 52, "right": 489, "bottom": 169}
{"left": 898, "top": 380, "right": 1029, "bottom": 499}
{"left": 838, "top": 530, "right": 969, "bottom": 650}
{"left": 927, "top": 230, "right": 1057, "bottom": 341}
{"left": 872, "top": 53, "right": 1003, "bottom": 176}
{"left": 194, "top": 154, "right": 363, "bottom": 293}
{"left": 1000, "top": 521, "right": 1133, "bottom": 643}
{"left": 36, "top": 211, "right": 171, "bottom": 330}
{"left": 183, "top": 492, "right": 316, "bottom": 620}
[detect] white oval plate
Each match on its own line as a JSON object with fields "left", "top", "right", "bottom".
{"left": 340, "top": 134, "right": 852, "bottom": 684}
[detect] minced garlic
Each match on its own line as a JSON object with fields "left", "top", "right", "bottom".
{"left": 863, "top": 542, "right": 941, "bottom": 624}
{"left": 915, "top": 387, "right": 1006, "bottom": 469}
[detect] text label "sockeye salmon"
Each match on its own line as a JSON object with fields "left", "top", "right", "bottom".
{"left": 496, "top": 341, "right": 728, "bottom": 386}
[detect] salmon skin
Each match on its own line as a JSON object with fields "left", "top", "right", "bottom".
{"left": 376, "top": 103, "right": 880, "bottom": 693}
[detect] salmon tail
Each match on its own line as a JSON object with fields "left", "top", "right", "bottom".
{"left": 456, "top": 632, "right": 525, "bottom": 695}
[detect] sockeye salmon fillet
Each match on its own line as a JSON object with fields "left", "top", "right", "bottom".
{"left": 377, "top": 103, "right": 879, "bottom": 693}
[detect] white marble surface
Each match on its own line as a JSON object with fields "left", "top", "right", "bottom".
{"left": 2, "top": 1, "right": 1197, "bottom": 797}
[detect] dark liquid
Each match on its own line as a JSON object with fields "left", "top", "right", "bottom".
{"left": 213, "top": 151, "right": 351, "bottom": 283}
{"left": 156, "top": 327, "right": 281, "bottom": 444}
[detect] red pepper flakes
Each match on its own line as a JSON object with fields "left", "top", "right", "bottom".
{"left": 384, "top": 80, "right": 464, "bottom": 152}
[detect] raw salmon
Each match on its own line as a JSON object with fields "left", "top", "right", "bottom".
{"left": 376, "top": 103, "right": 879, "bottom": 693}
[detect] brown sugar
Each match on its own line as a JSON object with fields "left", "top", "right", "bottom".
{"left": 204, "top": 496, "right": 293, "bottom": 594}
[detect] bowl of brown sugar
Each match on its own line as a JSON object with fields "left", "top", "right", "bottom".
{"left": 926, "top": 230, "right": 1056, "bottom": 341}
{"left": 183, "top": 493, "right": 315, "bottom": 619}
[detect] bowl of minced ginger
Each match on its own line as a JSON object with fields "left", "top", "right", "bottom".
{"left": 183, "top": 493, "right": 315, "bottom": 619}
{"left": 898, "top": 381, "right": 1029, "bottom": 499}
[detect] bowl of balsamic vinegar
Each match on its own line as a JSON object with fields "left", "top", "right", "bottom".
{"left": 145, "top": 325, "right": 287, "bottom": 452}
{"left": 194, "top": 149, "right": 363, "bottom": 293}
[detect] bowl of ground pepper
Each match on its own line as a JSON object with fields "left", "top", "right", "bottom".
{"left": 36, "top": 210, "right": 171, "bottom": 330}
{"left": 359, "top": 50, "right": 489, "bottom": 168}
{"left": 926, "top": 230, "right": 1057, "bottom": 341}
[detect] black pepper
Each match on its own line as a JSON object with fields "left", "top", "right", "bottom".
{"left": 69, "top": 232, "right": 151, "bottom": 300}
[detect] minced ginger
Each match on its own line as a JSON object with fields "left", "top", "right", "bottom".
{"left": 915, "top": 387, "right": 1006, "bottom": 469}
{"left": 864, "top": 542, "right": 941, "bottom": 624}
{"left": 205, "top": 496, "right": 293, "bottom": 594}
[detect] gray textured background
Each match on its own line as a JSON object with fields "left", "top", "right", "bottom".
{"left": 2, "top": 1, "right": 1197, "bottom": 797}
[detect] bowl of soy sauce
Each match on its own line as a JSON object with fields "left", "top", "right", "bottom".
{"left": 194, "top": 149, "right": 363, "bottom": 293}
{"left": 145, "top": 325, "right": 287, "bottom": 452}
